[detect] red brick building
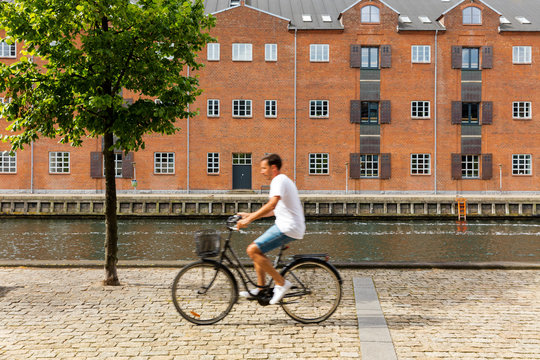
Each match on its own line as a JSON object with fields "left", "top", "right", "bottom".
{"left": 1, "top": 0, "right": 539, "bottom": 194}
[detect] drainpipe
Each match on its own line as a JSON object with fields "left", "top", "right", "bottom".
{"left": 187, "top": 67, "right": 190, "bottom": 194}
{"left": 294, "top": 28, "right": 297, "bottom": 183}
{"left": 434, "top": 29, "right": 438, "bottom": 194}
{"left": 30, "top": 141, "right": 34, "bottom": 193}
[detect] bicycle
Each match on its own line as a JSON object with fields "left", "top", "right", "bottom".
{"left": 171, "top": 215, "right": 343, "bottom": 325}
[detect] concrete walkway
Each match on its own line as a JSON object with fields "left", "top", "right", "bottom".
{"left": 0, "top": 267, "right": 538, "bottom": 360}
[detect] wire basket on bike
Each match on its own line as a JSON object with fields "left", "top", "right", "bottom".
{"left": 194, "top": 229, "right": 221, "bottom": 258}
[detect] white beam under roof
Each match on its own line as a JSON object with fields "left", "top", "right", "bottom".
{"left": 441, "top": 0, "right": 502, "bottom": 16}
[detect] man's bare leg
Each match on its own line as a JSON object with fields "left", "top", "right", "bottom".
{"left": 247, "top": 243, "right": 285, "bottom": 286}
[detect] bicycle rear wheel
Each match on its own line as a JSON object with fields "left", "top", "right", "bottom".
{"left": 172, "top": 260, "right": 237, "bottom": 325}
{"left": 280, "top": 259, "right": 342, "bottom": 323}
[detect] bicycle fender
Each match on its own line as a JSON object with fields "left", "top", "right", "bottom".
{"left": 280, "top": 257, "right": 343, "bottom": 284}
{"left": 198, "top": 259, "right": 240, "bottom": 296}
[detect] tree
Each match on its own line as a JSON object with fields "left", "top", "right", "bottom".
{"left": 0, "top": 0, "right": 215, "bottom": 285}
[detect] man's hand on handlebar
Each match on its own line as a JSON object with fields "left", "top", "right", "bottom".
{"left": 236, "top": 212, "right": 251, "bottom": 230}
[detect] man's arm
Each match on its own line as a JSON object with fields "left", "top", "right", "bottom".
{"left": 237, "top": 196, "right": 280, "bottom": 229}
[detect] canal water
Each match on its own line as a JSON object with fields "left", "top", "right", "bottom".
{"left": 0, "top": 218, "right": 538, "bottom": 263}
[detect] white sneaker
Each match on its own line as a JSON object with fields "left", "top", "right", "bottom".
{"left": 239, "top": 288, "right": 260, "bottom": 299}
{"left": 269, "top": 280, "right": 292, "bottom": 305}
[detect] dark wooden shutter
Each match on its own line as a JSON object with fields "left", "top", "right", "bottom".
{"left": 451, "top": 153, "right": 462, "bottom": 180}
{"left": 451, "top": 46, "right": 462, "bottom": 69}
{"left": 452, "top": 101, "right": 462, "bottom": 124}
{"left": 122, "top": 152, "right": 134, "bottom": 179}
{"left": 482, "top": 101, "right": 493, "bottom": 125}
{"left": 380, "top": 100, "right": 391, "bottom": 124}
{"left": 380, "top": 45, "right": 391, "bottom": 68}
{"left": 350, "top": 153, "right": 361, "bottom": 179}
{"left": 482, "top": 154, "right": 492, "bottom": 180}
{"left": 90, "top": 152, "right": 103, "bottom": 178}
{"left": 350, "top": 44, "right": 361, "bottom": 68}
{"left": 482, "top": 46, "right": 493, "bottom": 69}
{"left": 380, "top": 153, "right": 391, "bottom": 179}
{"left": 350, "top": 100, "right": 361, "bottom": 123}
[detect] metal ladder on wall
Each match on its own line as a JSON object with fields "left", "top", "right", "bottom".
{"left": 456, "top": 197, "right": 467, "bottom": 221}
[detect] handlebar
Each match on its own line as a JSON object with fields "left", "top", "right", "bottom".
{"left": 226, "top": 214, "right": 242, "bottom": 231}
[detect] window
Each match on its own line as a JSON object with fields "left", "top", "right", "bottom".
{"left": 361, "top": 102, "right": 378, "bottom": 124}
{"left": 154, "top": 152, "right": 175, "bottom": 174}
{"left": 232, "top": 43, "right": 252, "bottom": 61}
{"left": 513, "top": 46, "right": 532, "bottom": 64}
{"left": 321, "top": 15, "right": 332, "bottom": 22}
{"left": 0, "top": 151, "right": 16, "bottom": 173}
{"left": 49, "top": 152, "right": 70, "bottom": 174}
{"left": 233, "top": 153, "right": 252, "bottom": 165}
{"left": 207, "top": 99, "right": 220, "bottom": 117}
{"left": 361, "top": 5, "right": 380, "bottom": 23}
{"left": 463, "top": 6, "right": 481, "bottom": 24}
{"left": 265, "top": 44, "right": 277, "bottom": 61}
{"left": 207, "top": 153, "right": 220, "bottom": 174}
{"left": 0, "top": 40, "right": 16, "bottom": 58}
{"left": 309, "top": 153, "right": 329, "bottom": 174}
{"left": 512, "top": 154, "right": 532, "bottom": 175}
{"left": 411, "top": 101, "right": 430, "bottom": 118}
{"left": 462, "top": 103, "right": 479, "bottom": 124}
{"left": 302, "top": 14, "right": 312, "bottom": 22}
{"left": 265, "top": 100, "right": 277, "bottom": 118}
{"left": 207, "top": 43, "right": 220, "bottom": 61}
{"left": 411, "top": 154, "right": 431, "bottom": 175}
{"left": 513, "top": 102, "right": 531, "bottom": 119}
{"left": 412, "top": 45, "right": 431, "bottom": 63}
{"left": 310, "top": 44, "right": 329, "bottom": 62}
{"left": 232, "top": 100, "right": 252, "bottom": 117}
{"left": 360, "top": 154, "right": 379, "bottom": 178}
{"left": 462, "top": 155, "right": 479, "bottom": 179}
{"left": 361, "top": 47, "right": 378, "bottom": 69}
{"left": 462, "top": 48, "right": 479, "bottom": 69}
{"left": 230, "top": 0, "right": 240, "bottom": 6}
{"left": 418, "top": 16, "right": 432, "bottom": 24}
{"left": 310, "top": 100, "right": 329, "bottom": 118}
{"left": 113, "top": 153, "right": 123, "bottom": 177}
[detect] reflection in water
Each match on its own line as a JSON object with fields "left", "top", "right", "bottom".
{"left": 0, "top": 218, "right": 539, "bottom": 263}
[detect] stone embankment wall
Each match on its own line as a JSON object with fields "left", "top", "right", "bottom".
{"left": 0, "top": 194, "right": 539, "bottom": 218}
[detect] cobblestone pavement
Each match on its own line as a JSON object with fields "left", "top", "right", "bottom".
{"left": 0, "top": 267, "right": 538, "bottom": 360}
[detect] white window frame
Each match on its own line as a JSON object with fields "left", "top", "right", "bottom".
{"left": 232, "top": 153, "right": 252, "bottom": 165}
{"left": 207, "top": 99, "right": 220, "bottom": 117}
{"left": 411, "top": 101, "right": 430, "bottom": 119}
{"left": 461, "top": 155, "right": 479, "bottom": 179}
{"left": 265, "top": 100, "right": 277, "bottom": 118}
{"left": 232, "top": 99, "right": 252, "bottom": 118}
{"left": 207, "top": 43, "right": 220, "bottom": 61}
{"left": 0, "top": 40, "right": 16, "bottom": 58}
{"left": 154, "top": 152, "right": 175, "bottom": 174}
{"left": 411, "top": 154, "right": 431, "bottom": 175}
{"left": 513, "top": 46, "right": 532, "bottom": 64}
{"left": 361, "top": 5, "right": 380, "bottom": 23}
{"left": 0, "top": 151, "right": 16, "bottom": 173}
{"left": 102, "top": 153, "right": 123, "bottom": 177}
{"left": 207, "top": 153, "right": 220, "bottom": 174}
{"left": 512, "top": 102, "right": 532, "bottom": 119}
{"left": 232, "top": 43, "right": 252, "bottom": 61}
{"left": 411, "top": 45, "right": 431, "bottom": 63}
{"left": 360, "top": 154, "right": 379, "bottom": 178}
{"left": 463, "top": 6, "right": 481, "bottom": 25}
{"left": 265, "top": 44, "right": 277, "bottom": 61}
{"left": 309, "top": 153, "right": 329, "bottom": 175}
{"left": 309, "top": 100, "right": 329, "bottom": 118}
{"left": 310, "top": 44, "right": 329, "bottom": 62}
{"left": 512, "top": 154, "right": 532, "bottom": 176}
{"left": 49, "top": 152, "right": 70, "bottom": 174}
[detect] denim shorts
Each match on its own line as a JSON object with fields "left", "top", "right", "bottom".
{"left": 254, "top": 224, "right": 295, "bottom": 254}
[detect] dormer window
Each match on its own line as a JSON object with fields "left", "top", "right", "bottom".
{"left": 361, "top": 5, "right": 380, "bottom": 23}
{"left": 463, "top": 6, "right": 481, "bottom": 24}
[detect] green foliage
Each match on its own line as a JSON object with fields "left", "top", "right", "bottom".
{"left": 0, "top": 0, "right": 215, "bottom": 151}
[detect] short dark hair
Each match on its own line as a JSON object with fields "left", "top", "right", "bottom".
{"left": 261, "top": 153, "right": 282, "bottom": 170}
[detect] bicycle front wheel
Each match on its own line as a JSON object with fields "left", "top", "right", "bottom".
{"left": 280, "top": 259, "right": 342, "bottom": 323}
{"left": 172, "top": 260, "right": 237, "bottom": 325}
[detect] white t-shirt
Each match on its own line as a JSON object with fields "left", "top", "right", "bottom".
{"left": 269, "top": 174, "right": 305, "bottom": 239}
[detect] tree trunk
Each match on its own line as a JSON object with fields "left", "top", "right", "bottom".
{"left": 103, "top": 132, "right": 120, "bottom": 285}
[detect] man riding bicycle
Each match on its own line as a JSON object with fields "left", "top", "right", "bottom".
{"left": 237, "top": 153, "right": 305, "bottom": 305}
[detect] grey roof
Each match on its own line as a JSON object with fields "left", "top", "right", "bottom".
{"left": 203, "top": 0, "right": 540, "bottom": 32}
